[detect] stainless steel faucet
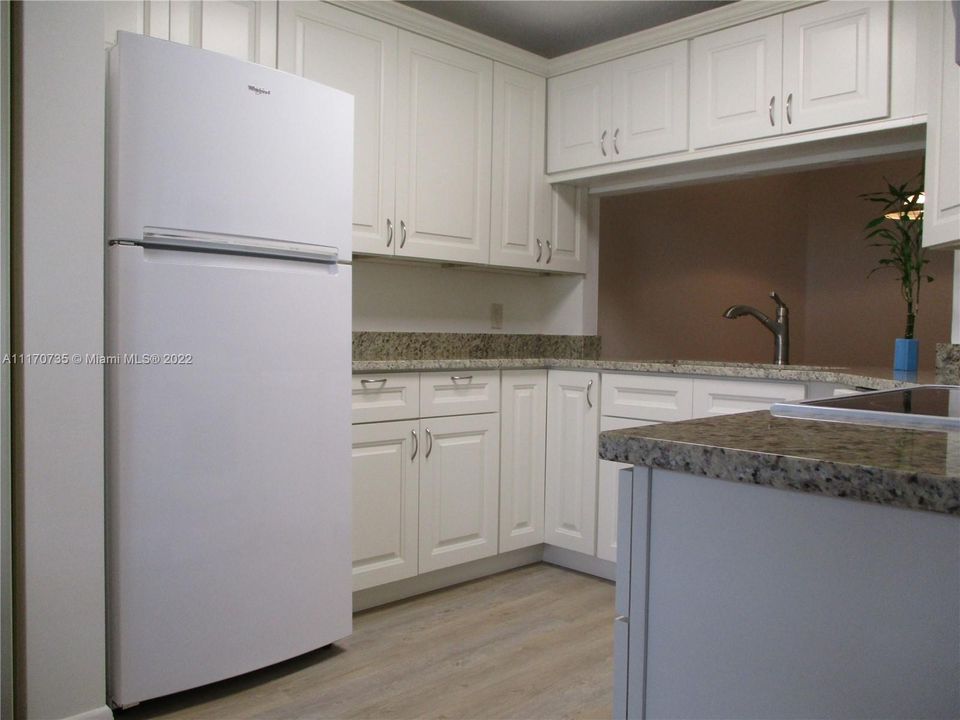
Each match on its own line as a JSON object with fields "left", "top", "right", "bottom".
{"left": 723, "top": 291, "right": 790, "bottom": 365}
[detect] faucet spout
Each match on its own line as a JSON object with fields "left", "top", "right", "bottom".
{"left": 722, "top": 291, "right": 790, "bottom": 365}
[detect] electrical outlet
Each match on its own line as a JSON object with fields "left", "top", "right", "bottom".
{"left": 490, "top": 303, "right": 504, "bottom": 329}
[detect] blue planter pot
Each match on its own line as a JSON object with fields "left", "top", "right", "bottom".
{"left": 893, "top": 338, "right": 919, "bottom": 371}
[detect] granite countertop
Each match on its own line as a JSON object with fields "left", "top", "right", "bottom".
{"left": 352, "top": 357, "right": 938, "bottom": 390}
{"left": 599, "top": 411, "right": 960, "bottom": 516}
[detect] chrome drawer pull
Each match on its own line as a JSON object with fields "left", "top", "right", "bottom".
{"left": 450, "top": 375, "right": 473, "bottom": 382}
{"left": 360, "top": 378, "right": 388, "bottom": 386}
{"left": 411, "top": 430, "right": 418, "bottom": 460}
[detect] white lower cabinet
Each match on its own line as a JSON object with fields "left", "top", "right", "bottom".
{"left": 419, "top": 413, "right": 501, "bottom": 572}
{"left": 500, "top": 371, "right": 547, "bottom": 552}
{"left": 351, "top": 420, "right": 420, "bottom": 591}
{"left": 545, "top": 370, "right": 600, "bottom": 555}
{"left": 691, "top": 378, "right": 805, "bottom": 417}
{"left": 597, "top": 416, "right": 654, "bottom": 563}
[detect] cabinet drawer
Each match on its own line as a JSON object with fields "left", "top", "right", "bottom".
{"left": 601, "top": 373, "right": 694, "bottom": 422}
{"left": 692, "top": 378, "right": 805, "bottom": 418}
{"left": 352, "top": 373, "right": 420, "bottom": 423}
{"left": 419, "top": 371, "right": 500, "bottom": 417}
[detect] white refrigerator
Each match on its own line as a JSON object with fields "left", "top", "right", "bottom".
{"left": 105, "top": 32, "right": 353, "bottom": 708}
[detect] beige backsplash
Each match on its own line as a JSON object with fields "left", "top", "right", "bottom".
{"left": 598, "top": 156, "right": 954, "bottom": 370}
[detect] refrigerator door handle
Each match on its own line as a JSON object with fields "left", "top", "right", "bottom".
{"left": 118, "top": 228, "right": 340, "bottom": 264}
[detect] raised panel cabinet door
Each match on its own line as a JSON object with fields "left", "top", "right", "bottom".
{"left": 610, "top": 41, "right": 689, "bottom": 161}
{"left": 500, "top": 371, "right": 547, "bottom": 552}
{"left": 923, "top": 0, "right": 960, "bottom": 249}
{"left": 690, "top": 15, "right": 782, "bottom": 149}
{"left": 277, "top": 3, "right": 398, "bottom": 256}
{"left": 691, "top": 379, "right": 805, "bottom": 418}
{"left": 545, "top": 371, "right": 600, "bottom": 555}
{"left": 170, "top": 1, "right": 278, "bottom": 66}
{"left": 490, "top": 64, "right": 551, "bottom": 270}
{"left": 547, "top": 64, "right": 611, "bottom": 173}
{"left": 105, "top": 1, "right": 171, "bottom": 46}
{"left": 419, "top": 413, "right": 500, "bottom": 572}
{"left": 781, "top": 0, "right": 890, "bottom": 133}
{"left": 548, "top": 184, "right": 589, "bottom": 274}
{"left": 351, "top": 420, "right": 419, "bottom": 591}
{"left": 396, "top": 31, "right": 493, "bottom": 264}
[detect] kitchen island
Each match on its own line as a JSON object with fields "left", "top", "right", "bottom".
{"left": 600, "top": 413, "right": 960, "bottom": 720}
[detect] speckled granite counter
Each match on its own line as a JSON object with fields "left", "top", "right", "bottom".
{"left": 353, "top": 357, "right": 939, "bottom": 390}
{"left": 599, "top": 410, "right": 960, "bottom": 516}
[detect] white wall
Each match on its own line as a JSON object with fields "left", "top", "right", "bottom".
{"left": 353, "top": 199, "right": 601, "bottom": 336}
{"left": 17, "top": 3, "right": 109, "bottom": 719}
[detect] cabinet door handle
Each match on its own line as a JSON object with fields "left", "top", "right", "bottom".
{"left": 411, "top": 429, "right": 418, "bottom": 461}
{"left": 386, "top": 218, "right": 393, "bottom": 247}
{"left": 536, "top": 237, "right": 543, "bottom": 262}
{"left": 786, "top": 93, "right": 793, "bottom": 125}
{"left": 545, "top": 239, "right": 552, "bottom": 264}
{"left": 360, "top": 378, "right": 388, "bottom": 386}
{"left": 586, "top": 379, "right": 594, "bottom": 408}
{"left": 613, "top": 128, "right": 620, "bottom": 154}
{"left": 450, "top": 375, "right": 473, "bottom": 383}
{"left": 600, "top": 129, "right": 607, "bottom": 157}
{"left": 425, "top": 428, "right": 433, "bottom": 459}
{"left": 400, "top": 220, "right": 407, "bottom": 248}
{"left": 768, "top": 96, "right": 775, "bottom": 126}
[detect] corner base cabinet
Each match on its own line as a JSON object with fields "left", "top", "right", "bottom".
{"left": 544, "top": 370, "right": 599, "bottom": 555}
{"left": 614, "top": 467, "right": 960, "bottom": 719}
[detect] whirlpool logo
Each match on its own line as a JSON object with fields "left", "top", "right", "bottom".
{"left": 247, "top": 84, "right": 271, "bottom": 96}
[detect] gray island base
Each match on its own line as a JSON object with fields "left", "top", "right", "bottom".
{"left": 602, "top": 413, "right": 960, "bottom": 720}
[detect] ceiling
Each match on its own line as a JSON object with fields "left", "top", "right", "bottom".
{"left": 399, "top": 1, "right": 735, "bottom": 58}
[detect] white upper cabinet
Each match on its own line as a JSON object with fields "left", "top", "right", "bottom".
{"left": 691, "top": 15, "right": 783, "bottom": 149}
{"left": 106, "top": 0, "right": 277, "bottom": 66}
{"left": 609, "top": 41, "right": 689, "bottom": 162}
{"left": 278, "top": 3, "right": 397, "bottom": 255}
{"left": 395, "top": 32, "right": 493, "bottom": 264}
{"left": 922, "top": 0, "right": 960, "bottom": 249}
{"left": 549, "top": 184, "right": 590, "bottom": 274}
{"left": 781, "top": 1, "right": 890, "bottom": 133}
{"left": 547, "top": 64, "right": 611, "bottom": 173}
{"left": 490, "top": 64, "right": 551, "bottom": 270}
{"left": 547, "top": 41, "right": 687, "bottom": 172}
{"left": 692, "top": 1, "right": 890, "bottom": 149}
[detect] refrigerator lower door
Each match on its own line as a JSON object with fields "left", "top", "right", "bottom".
{"left": 106, "top": 244, "right": 352, "bottom": 707}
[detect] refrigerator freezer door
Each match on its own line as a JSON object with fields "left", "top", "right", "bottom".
{"left": 106, "top": 244, "right": 352, "bottom": 706}
{"left": 107, "top": 32, "right": 353, "bottom": 255}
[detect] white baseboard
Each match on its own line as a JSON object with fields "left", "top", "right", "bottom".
{"left": 542, "top": 545, "right": 616, "bottom": 582}
{"left": 353, "top": 546, "right": 543, "bottom": 612}
{"left": 61, "top": 705, "right": 114, "bottom": 720}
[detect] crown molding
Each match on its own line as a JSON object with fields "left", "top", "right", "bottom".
{"left": 545, "top": 0, "right": 819, "bottom": 77}
{"left": 327, "top": 1, "right": 550, "bottom": 76}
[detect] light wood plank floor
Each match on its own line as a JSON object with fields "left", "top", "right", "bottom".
{"left": 120, "top": 563, "right": 614, "bottom": 720}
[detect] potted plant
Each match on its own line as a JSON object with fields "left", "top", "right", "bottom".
{"left": 860, "top": 170, "right": 932, "bottom": 371}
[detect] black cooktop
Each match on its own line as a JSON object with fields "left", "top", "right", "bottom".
{"left": 770, "top": 386, "right": 960, "bottom": 431}
{"left": 805, "top": 386, "right": 960, "bottom": 416}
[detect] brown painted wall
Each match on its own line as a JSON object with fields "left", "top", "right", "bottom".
{"left": 598, "top": 156, "right": 954, "bottom": 370}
